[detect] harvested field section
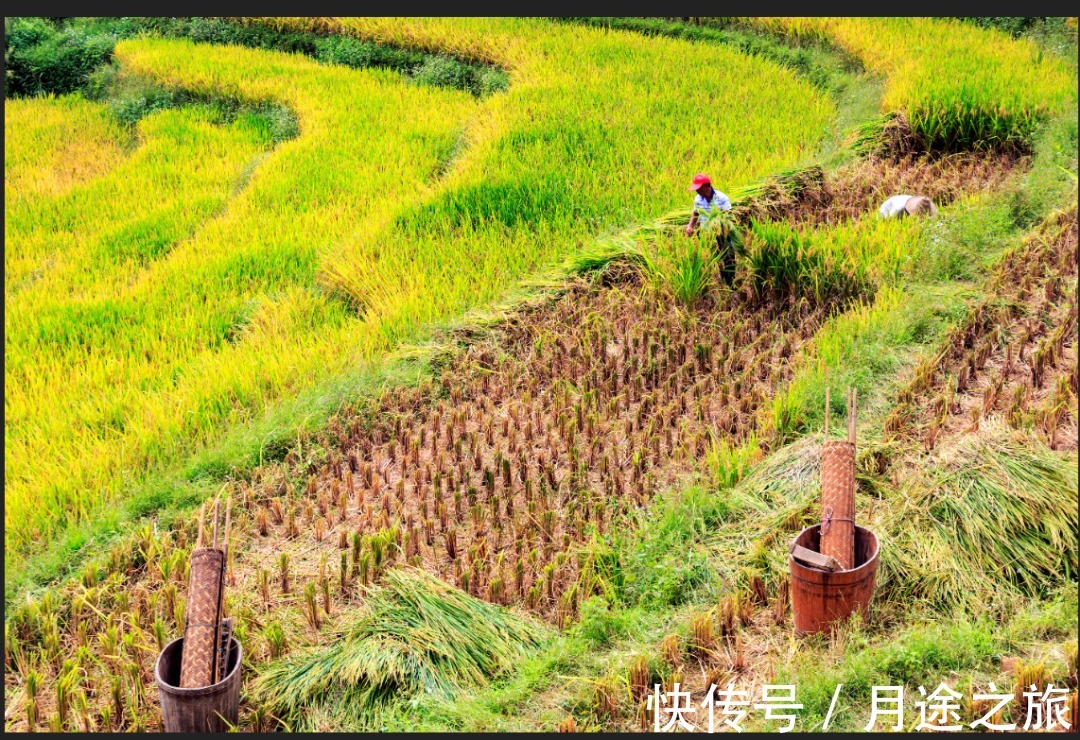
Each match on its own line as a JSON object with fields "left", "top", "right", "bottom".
{"left": 736, "top": 151, "right": 1029, "bottom": 228}
{"left": 1, "top": 272, "right": 847, "bottom": 730}
{"left": 247, "top": 277, "right": 844, "bottom": 625}
{"left": 883, "top": 203, "right": 1078, "bottom": 451}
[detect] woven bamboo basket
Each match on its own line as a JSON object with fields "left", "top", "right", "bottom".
{"left": 180, "top": 548, "right": 225, "bottom": 688}
{"left": 820, "top": 440, "right": 856, "bottom": 570}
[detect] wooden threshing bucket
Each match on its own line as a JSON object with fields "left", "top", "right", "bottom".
{"left": 156, "top": 636, "right": 241, "bottom": 732}
{"left": 789, "top": 524, "right": 879, "bottom": 636}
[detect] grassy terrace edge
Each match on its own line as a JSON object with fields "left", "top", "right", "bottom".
{"left": 4, "top": 16, "right": 509, "bottom": 101}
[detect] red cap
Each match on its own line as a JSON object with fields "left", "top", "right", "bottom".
{"left": 689, "top": 174, "right": 711, "bottom": 191}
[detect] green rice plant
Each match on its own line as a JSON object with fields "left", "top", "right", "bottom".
{"left": 109, "top": 675, "right": 123, "bottom": 727}
{"left": 23, "top": 669, "right": 41, "bottom": 731}
{"left": 263, "top": 621, "right": 287, "bottom": 660}
{"left": 258, "top": 568, "right": 271, "bottom": 608}
{"left": 740, "top": 217, "right": 914, "bottom": 304}
{"left": 254, "top": 567, "right": 549, "bottom": 730}
{"left": 574, "top": 532, "right": 621, "bottom": 605}
{"left": 97, "top": 704, "right": 112, "bottom": 732}
{"left": 5, "top": 623, "right": 24, "bottom": 676}
{"left": 278, "top": 553, "right": 290, "bottom": 594}
{"left": 705, "top": 432, "right": 763, "bottom": 491}
{"left": 25, "top": 698, "right": 38, "bottom": 732}
{"left": 646, "top": 230, "right": 719, "bottom": 306}
{"left": 151, "top": 618, "right": 166, "bottom": 651}
{"left": 54, "top": 668, "right": 78, "bottom": 730}
{"left": 303, "top": 581, "right": 321, "bottom": 631}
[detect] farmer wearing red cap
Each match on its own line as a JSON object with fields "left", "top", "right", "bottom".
{"left": 685, "top": 173, "right": 736, "bottom": 285}
{"left": 685, "top": 173, "right": 732, "bottom": 235}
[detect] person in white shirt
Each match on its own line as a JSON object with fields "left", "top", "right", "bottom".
{"left": 685, "top": 173, "right": 736, "bottom": 286}
{"left": 685, "top": 173, "right": 732, "bottom": 235}
{"left": 879, "top": 194, "right": 938, "bottom": 219}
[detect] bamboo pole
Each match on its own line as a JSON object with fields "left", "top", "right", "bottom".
{"left": 849, "top": 388, "right": 857, "bottom": 444}
{"left": 211, "top": 496, "right": 220, "bottom": 549}
{"left": 222, "top": 495, "right": 232, "bottom": 561}
{"left": 824, "top": 386, "right": 830, "bottom": 442}
{"left": 196, "top": 503, "right": 205, "bottom": 549}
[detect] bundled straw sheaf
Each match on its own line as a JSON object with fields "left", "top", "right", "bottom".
{"left": 254, "top": 567, "right": 548, "bottom": 729}
{"left": 875, "top": 421, "right": 1078, "bottom": 613}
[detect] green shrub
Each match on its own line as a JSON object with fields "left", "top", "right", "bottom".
{"left": 312, "top": 35, "right": 422, "bottom": 73}
{"left": 477, "top": 66, "right": 510, "bottom": 95}
{"left": 106, "top": 83, "right": 181, "bottom": 126}
{"left": 955, "top": 16, "right": 1073, "bottom": 39}
{"left": 414, "top": 55, "right": 478, "bottom": 92}
{"left": 6, "top": 16, "right": 58, "bottom": 50}
{"left": 6, "top": 22, "right": 114, "bottom": 96}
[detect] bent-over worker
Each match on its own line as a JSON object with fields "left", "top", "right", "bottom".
{"left": 879, "top": 194, "right": 938, "bottom": 219}
{"left": 685, "top": 173, "right": 737, "bottom": 286}
{"left": 685, "top": 173, "right": 732, "bottom": 235}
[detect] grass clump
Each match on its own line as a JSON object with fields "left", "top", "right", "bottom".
{"left": 705, "top": 432, "right": 764, "bottom": 491}
{"left": 254, "top": 567, "right": 549, "bottom": 730}
{"left": 616, "top": 485, "right": 735, "bottom": 607}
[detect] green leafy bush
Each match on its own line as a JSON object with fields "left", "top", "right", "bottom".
{"left": 6, "top": 20, "right": 114, "bottom": 96}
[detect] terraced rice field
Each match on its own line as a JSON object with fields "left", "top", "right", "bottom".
{"left": 4, "top": 15, "right": 1077, "bottom": 734}
{"left": 884, "top": 204, "right": 1078, "bottom": 451}
{"left": 5, "top": 18, "right": 833, "bottom": 566}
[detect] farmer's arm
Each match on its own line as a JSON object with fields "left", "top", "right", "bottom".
{"left": 685, "top": 210, "right": 700, "bottom": 236}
